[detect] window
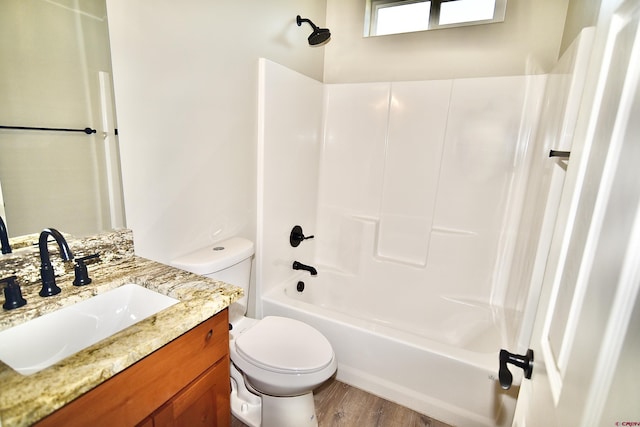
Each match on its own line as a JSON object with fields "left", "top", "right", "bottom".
{"left": 365, "top": 0, "right": 507, "bottom": 37}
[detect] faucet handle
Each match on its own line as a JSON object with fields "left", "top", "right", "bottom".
{"left": 73, "top": 253, "right": 100, "bottom": 286}
{"left": 290, "top": 225, "right": 315, "bottom": 247}
{"left": 1, "top": 276, "right": 27, "bottom": 310}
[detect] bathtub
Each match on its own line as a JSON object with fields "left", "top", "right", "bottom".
{"left": 261, "top": 271, "right": 521, "bottom": 427}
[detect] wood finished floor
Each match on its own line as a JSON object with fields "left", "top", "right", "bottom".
{"left": 231, "top": 378, "right": 453, "bottom": 427}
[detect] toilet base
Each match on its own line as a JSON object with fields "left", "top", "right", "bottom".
{"left": 231, "top": 387, "right": 319, "bottom": 427}
{"left": 230, "top": 363, "right": 261, "bottom": 427}
{"left": 230, "top": 363, "right": 319, "bottom": 427}
{"left": 262, "top": 392, "right": 318, "bottom": 427}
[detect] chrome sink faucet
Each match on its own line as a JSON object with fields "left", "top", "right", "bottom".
{"left": 0, "top": 215, "right": 11, "bottom": 254}
{"left": 39, "top": 228, "right": 74, "bottom": 297}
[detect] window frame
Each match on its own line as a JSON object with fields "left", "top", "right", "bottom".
{"left": 365, "top": 0, "right": 507, "bottom": 37}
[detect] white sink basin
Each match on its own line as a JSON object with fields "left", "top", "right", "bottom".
{"left": 0, "top": 284, "right": 179, "bottom": 375}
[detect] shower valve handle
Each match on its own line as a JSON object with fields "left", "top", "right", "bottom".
{"left": 498, "top": 349, "right": 533, "bottom": 390}
{"left": 290, "top": 225, "right": 314, "bottom": 247}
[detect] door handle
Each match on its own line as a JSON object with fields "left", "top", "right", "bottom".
{"left": 549, "top": 149, "right": 571, "bottom": 158}
{"left": 498, "top": 349, "right": 533, "bottom": 390}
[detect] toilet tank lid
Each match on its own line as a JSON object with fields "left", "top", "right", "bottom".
{"left": 171, "top": 237, "right": 254, "bottom": 275}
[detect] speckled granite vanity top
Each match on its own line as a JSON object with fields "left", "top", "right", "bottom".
{"left": 0, "top": 230, "right": 242, "bottom": 427}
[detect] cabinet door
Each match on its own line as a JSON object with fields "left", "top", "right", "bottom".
{"left": 153, "top": 356, "right": 231, "bottom": 427}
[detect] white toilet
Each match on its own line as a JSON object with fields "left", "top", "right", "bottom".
{"left": 171, "top": 237, "right": 337, "bottom": 427}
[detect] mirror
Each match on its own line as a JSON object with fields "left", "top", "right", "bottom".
{"left": 0, "top": 0, "right": 125, "bottom": 240}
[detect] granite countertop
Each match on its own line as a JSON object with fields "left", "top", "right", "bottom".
{"left": 0, "top": 230, "right": 243, "bottom": 427}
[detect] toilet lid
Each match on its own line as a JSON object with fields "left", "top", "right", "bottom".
{"left": 235, "top": 316, "right": 334, "bottom": 374}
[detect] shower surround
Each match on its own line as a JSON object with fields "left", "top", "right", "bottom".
{"left": 256, "top": 58, "right": 543, "bottom": 426}
{"left": 256, "top": 33, "right": 591, "bottom": 425}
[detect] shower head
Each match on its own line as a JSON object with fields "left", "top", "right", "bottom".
{"left": 296, "top": 15, "right": 331, "bottom": 46}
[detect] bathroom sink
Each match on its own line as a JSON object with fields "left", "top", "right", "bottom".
{"left": 0, "top": 284, "right": 179, "bottom": 375}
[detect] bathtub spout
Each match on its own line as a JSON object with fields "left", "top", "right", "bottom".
{"left": 292, "top": 261, "right": 317, "bottom": 276}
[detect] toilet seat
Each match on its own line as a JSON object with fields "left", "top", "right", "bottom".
{"left": 235, "top": 316, "right": 334, "bottom": 374}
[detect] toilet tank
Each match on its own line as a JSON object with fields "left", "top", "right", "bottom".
{"left": 171, "top": 237, "right": 254, "bottom": 314}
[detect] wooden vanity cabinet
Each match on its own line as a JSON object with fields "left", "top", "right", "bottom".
{"left": 144, "top": 358, "right": 230, "bottom": 427}
{"left": 35, "top": 309, "right": 230, "bottom": 427}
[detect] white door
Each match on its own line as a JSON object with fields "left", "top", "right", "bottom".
{"left": 511, "top": 0, "right": 640, "bottom": 425}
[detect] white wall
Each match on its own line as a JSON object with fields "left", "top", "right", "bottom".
{"left": 106, "top": 0, "right": 327, "bottom": 263}
{"left": 256, "top": 59, "right": 323, "bottom": 309}
{"left": 316, "top": 76, "right": 539, "bottom": 304}
{"left": 258, "top": 68, "right": 544, "bottom": 316}
{"left": 104, "top": 0, "right": 597, "bottom": 269}
{"left": 560, "top": 0, "right": 601, "bottom": 55}
{"left": 324, "top": 0, "right": 570, "bottom": 83}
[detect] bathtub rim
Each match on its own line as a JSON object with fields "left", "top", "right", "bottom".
{"left": 261, "top": 278, "right": 521, "bottom": 427}
{"left": 263, "top": 276, "right": 512, "bottom": 376}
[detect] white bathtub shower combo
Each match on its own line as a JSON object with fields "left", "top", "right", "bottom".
{"left": 255, "top": 30, "right": 593, "bottom": 427}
